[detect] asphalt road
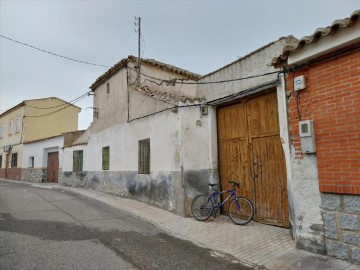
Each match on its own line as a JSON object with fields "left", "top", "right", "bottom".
{"left": 0, "top": 180, "right": 250, "bottom": 270}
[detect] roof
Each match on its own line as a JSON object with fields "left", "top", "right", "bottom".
{"left": 0, "top": 97, "right": 81, "bottom": 118}
{"left": 200, "top": 36, "right": 298, "bottom": 79}
{"left": 136, "top": 86, "right": 205, "bottom": 105}
{"left": 272, "top": 10, "right": 360, "bottom": 67}
{"left": 90, "top": 55, "right": 201, "bottom": 90}
{"left": 23, "top": 134, "right": 62, "bottom": 144}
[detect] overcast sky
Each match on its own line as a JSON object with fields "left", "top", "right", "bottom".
{"left": 0, "top": 0, "right": 358, "bottom": 129}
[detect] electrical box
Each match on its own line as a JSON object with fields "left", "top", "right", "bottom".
{"left": 299, "top": 120, "right": 316, "bottom": 153}
{"left": 294, "top": 75, "right": 306, "bottom": 91}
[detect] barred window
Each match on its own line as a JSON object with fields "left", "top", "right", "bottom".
{"left": 102, "top": 147, "right": 110, "bottom": 170}
{"left": 138, "top": 139, "right": 150, "bottom": 174}
{"left": 11, "top": 153, "right": 17, "bottom": 167}
{"left": 73, "top": 150, "right": 83, "bottom": 172}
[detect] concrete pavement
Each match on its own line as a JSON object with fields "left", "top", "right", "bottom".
{"left": 3, "top": 180, "right": 359, "bottom": 270}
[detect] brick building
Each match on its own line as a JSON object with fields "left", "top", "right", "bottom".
{"left": 272, "top": 10, "right": 360, "bottom": 263}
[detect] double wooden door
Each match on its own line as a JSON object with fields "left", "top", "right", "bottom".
{"left": 217, "top": 92, "right": 289, "bottom": 227}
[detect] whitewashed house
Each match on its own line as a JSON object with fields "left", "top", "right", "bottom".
{"left": 60, "top": 36, "right": 328, "bottom": 256}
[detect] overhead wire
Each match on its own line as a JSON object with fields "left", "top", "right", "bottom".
{"left": 0, "top": 34, "right": 110, "bottom": 68}
{"left": 128, "top": 65, "right": 284, "bottom": 85}
{"left": 25, "top": 92, "right": 91, "bottom": 109}
{"left": 26, "top": 92, "right": 89, "bottom": 117}
{"left": 106, "top": 29, "right": 134, "bottom": 65}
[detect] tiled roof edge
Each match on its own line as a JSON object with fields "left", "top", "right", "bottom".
{"left": 200, "top": 36, "right": 295, "bottom": 79}
{"left": 271, "top": 9, "right": 360, "bottom": 67}
{"left": 90, "top": 56, "right": 201, "bottom": 91}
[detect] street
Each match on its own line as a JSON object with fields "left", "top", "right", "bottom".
{"left": 0, "top": 180, "right": 249, "bottom": 270}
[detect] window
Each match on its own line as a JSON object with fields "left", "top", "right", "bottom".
{"left": 28, "top": 157, "right": 34, "bottom": 168}
{"left": 8, "top": 120, "right": 14, "bottom": 135}
{"left": 106, "top": 82, "right": 110, "bottom": 94}
{"left": 11, "top": 153, "right": 17, "bottom": 168}
{"left": 15, "top": 117, "right": 21, "bottom": 133}
{"left": 0, "top": 155, "right": 2, "bottom": 169}
{"left": 0, "top": 125, "right": 3, "bottom": 138}
{"left": 102, "top": 147, "right": 110, "bottom": 170}
{"left": 138, "top": 139, "right": 150, "bottom": 174}
{"left": 73, "top": 150, "right": 83, "bottom": 172}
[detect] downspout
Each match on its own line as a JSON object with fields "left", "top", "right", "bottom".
{"left": 126, "top": 65, "right": 130, "bottom": 123}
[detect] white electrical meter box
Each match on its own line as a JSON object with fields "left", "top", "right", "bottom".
{"left": 299, "top": 120, "right": 316, "bottom": 153}
{"left": 294, "top": 75, "right": 306, "bottom": 91}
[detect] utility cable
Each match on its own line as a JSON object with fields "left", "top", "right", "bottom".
{"left": 26, "top": 93, "right": 89, "bottom": 118}
{"left": 0, "top": 34, "right": 110, "bottom": 68}
{"left": 128, "top": 66, "right": 283, "bottom": 85}
{"left": 25, "top": 92, "right": 91, "bottom": 109}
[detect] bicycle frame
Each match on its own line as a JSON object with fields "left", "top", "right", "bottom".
{"left": 210, "top": 188, "right": 237, "bottom": 209}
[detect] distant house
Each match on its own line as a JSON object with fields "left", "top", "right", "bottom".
{"left": 0, "top": 97, "right": 81, "bottom": 182}
{"left": 272, "top": 10, "right": 360, "bottom": 263}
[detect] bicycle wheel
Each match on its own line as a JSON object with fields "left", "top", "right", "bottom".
{"left": 229, "top": 197, "right": 254, "bottom": 225}
{"left": 191, "top": 195, "right": 213, "bottom": 221}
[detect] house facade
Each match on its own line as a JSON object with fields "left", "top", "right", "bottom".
{"left": 60, "top": 56, "right": 203, "bottom": 215}
{"left": 59, "top": 10, "right": 359, "bottom": 263}
{"left": 272, "top": 10, "right": 360, "bottom": 263}
{"left": 0, "top": 97, "right": 81, "bottom": 182}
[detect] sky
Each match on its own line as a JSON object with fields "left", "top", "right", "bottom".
{"left": 0, "top": 0, "right": 358, "bottom": 129}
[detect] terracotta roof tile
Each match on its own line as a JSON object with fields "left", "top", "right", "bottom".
{"left": 90, "top": 55, "right": 200, "bottom": 91}
{"left": 272, "top": 10, "right": 360, "bottom": 67}
{"left": 136, "top": 86, "right": 204, "bottom": 105}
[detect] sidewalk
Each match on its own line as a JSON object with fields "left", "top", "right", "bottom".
{"left": 7, "top": 180, "right": 360, "bottom": 270}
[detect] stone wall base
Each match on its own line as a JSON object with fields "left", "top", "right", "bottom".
{"left": 21, "top": 168, "right": 47, "bottom": 183}
{"left": 321, "top": 193, "right": 360, "bottom": 264}
{"left": 59, "top": 169, "right": 218, "bottom": 217}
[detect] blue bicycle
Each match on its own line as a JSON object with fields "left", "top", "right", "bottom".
{"left": 191, "top": 181, "right": 254, "bottom": 225}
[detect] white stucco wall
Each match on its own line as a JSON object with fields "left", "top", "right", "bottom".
{"left": 22, "top": 136, "right": 63, "bottom": 168}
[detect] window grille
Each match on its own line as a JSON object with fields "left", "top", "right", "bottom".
{"left": 138, "top": 139, "right": 150, "bottom": 174}
{"left": 11, "top": 153, "right": 17, "bottom": 167}
{"left": 73, "top": 151, "right": 83, "bottom": 172}
{"left": 102, "top": 147, "right": 110, "bottom": 170}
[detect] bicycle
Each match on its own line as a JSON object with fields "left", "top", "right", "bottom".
{"left": 191, "top": 181, "right": 254, "bottom": 225}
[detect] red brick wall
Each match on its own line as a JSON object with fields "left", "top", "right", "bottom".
{"left": 6, "top": 168, "right": 22, "bottom": 181}
{"left": 286, "top": 49, "right": 360, "bottom": 195}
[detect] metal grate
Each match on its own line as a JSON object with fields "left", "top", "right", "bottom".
{"left": 73, "top": 150, "right": 83, "bottom": 172}
{"left": 138, "top": 139, "right": 150, "bottom": 174}
{"left": 11, "top": 153, "right": 17, "bottom": 167}
{"left": 102, "top": 147, "right": 110, "bottom": 170}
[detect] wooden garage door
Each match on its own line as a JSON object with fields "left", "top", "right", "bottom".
{"left": 217, "top": 91, "right": 289, "bottom": 227}
{"left": 47, "top": 152, "right": 59, "bottom": 183}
